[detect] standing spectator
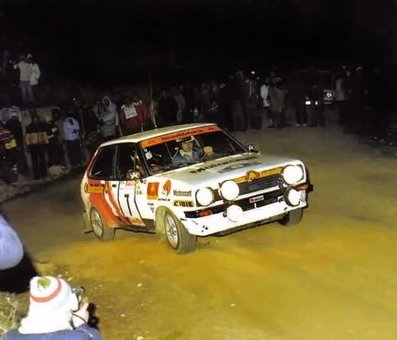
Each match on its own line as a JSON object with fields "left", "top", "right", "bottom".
{"left": 307, "top": 80, "right": 325, "bottom": 127}
{"left": 46, "top": 116, "right": 64, "bottom": 167}
{"left": 157, "top": 89, "right": 178, "bottom": 127}
{"left": 0, "top": 212, "right": 23, "bottom": 271}
{"left": 173, "top": 87, "right": 186, "bottom": 124}
{"left": 351, "top": 66, "right": 367, "bottom": 135}
{"left": 119, "top": 93, "right": 150, "bottom": 135}
{"left": 25, "top": 115, "right": 48, "bottom": 180}
{"left": 13, "top": 54, "right": 34, "bottom": 108}
{"left": 229, "top": 72, "right": 247, "bottom": 131}
{"left": 335, "top": 65, "right": 347, "bottom": 125}
{"left": 259, "top": 77, "right": 271, "bottom": 127}
{"left": 27, "top": 54, "right": 41, "bottom": 105}
{"left": 98, "top": 96, "right": 119, "bottom": 140}
{"left": 288, "top": 71, "right": 307, "bottom": 127}
{"left": 217, "top": 81, "right": 232, "bottom": 129}
{"left": 268, "top": 77, "right": 288, "bottom": 129}
{"left": 1, "top": 275, "right": 102, "bottom": 339}
{"left": 341, "top": 69, "right": 354, "bottom": 131}
{"left": 62, "top": 113, "right": 81, "bottom": 168}
{"left": 243, "top": 74, "right": 261, "bottom": 129}
{"left": 182, "top": 82, "right": 196, "bottom": 123}
{"left": 5, "top": 108, "right": 27, "bottom": 173}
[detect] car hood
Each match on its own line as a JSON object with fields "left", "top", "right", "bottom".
{"left": 161, "top": 153, "right": 301, "bottom": 186}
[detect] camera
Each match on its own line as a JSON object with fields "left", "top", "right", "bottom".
{"left": 72, "top": 286, "right": 85, "bottom": 310}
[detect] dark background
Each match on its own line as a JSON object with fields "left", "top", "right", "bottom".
{"left": 0, "top": 0, "right": 395, "bottom": 85}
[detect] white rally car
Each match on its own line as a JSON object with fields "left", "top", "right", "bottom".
{"left": 81, "top": 123, "right": 311, "bottom": 253}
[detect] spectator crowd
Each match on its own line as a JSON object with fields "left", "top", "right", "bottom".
{"left": 0, "top": 50, "right": 394, "bottom": 185}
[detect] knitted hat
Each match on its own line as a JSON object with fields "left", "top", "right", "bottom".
{"left": 18, "top": 276, "right": 79, "bottom": 334}
{"left": 28, "top": 276, "right": 79, "bottom": 314}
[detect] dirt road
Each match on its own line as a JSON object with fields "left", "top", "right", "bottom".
{"left": 4, "top": 126, "right": 397, "bottom": 339}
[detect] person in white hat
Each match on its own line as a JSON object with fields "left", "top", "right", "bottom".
{"left": 2, "top": 276, "right": 102, "bottom": 339}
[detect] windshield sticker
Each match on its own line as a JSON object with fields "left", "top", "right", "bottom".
{"left": 173, "top": 190, "right": 192, "bottom": 197}
{"left": 141, "top": 125, "right": 220, "bottom": 148}
{"left": 173, "top": 200, "right": 194, "bottom": 207}
{"left": 190, "top": 155, "right": 257, "bottom": 174}
{"left": 147, "top": 182, "right": 159, "bottom": 200}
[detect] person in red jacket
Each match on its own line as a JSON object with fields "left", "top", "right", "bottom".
{"left": 119, "top": 93, "right": 151, "bottom": 135}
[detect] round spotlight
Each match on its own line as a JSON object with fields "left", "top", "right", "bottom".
{"left": 226, "top": 205, "right": 243, "bottom": 222}
{"left": 196, "top": 188, "right": 214, "bottom": 207}
{"left": 285, "top": 189, "right": 301, "bottom": 206}
{"left": 220, "top": 180, "right": 240, "bottom": 201}
{"left": 282, "top": 165, "right": 304, "bottom": 185}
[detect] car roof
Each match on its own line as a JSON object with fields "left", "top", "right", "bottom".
{"left": 100, "top": 123, "right": 218, "bottom": 147}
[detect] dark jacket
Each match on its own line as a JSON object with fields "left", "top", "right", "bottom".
{"left": 1, "top": 324, "right": 102, "bottom": 340}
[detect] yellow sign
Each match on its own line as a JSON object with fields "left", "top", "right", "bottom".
{"left": 85, "top": 183, "right": 105, "bottom": 194}
{"left": 234, "top": 167, "right": 282, "bottom": 184}
{"left": 173, "top": 200, "right": 194, "bottom": 207}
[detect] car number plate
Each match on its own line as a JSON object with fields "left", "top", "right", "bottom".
{"left": 5, "top": 139, "right": 17, "bottom": 150}
{"left": 249, "top": 195, "right": 264, "bottom": 204}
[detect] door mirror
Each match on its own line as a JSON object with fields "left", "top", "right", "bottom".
{"left": 247, "top": 144, "right": 258, "bottom": 153}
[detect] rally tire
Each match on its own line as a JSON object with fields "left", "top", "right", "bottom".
{"left": 279, "top": 208, "right": 303, "bottom": 226}
{"left": 163, "top": 209, "right": 196, "bottom": 253}
{"left": 90, "top": 207, "right": 115, "bottom": 241}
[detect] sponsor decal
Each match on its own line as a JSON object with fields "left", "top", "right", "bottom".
{"left": 234, "top": 167, "right": 283, "bottom": 184}
{"left": 249, "top": 195, "right": 264, "bottom": 204}
{"left": 192, "top": 155, "right": 257, "bottom": 174}
{"left": 173, "top": 200, "right": 194, "bottom": 207}
{"left": 158, "top": 198, "right": 171, "bottom": 202}
{"left": 173, "top": 190, "right": 192, "bottom": 197}
{"left": 147, "top": 182, "right": 159, "bottom": 200}
{"left": 246, "top": 170, "right": 260, "bottom": 182}
{"left": 162, "top": 180, "right": 172, "bottom": 196}
{"left": 140, "top": 125, "right": 221, "bottom": 148}
{"left": 84, "top": 182, "right": 105, "bottom": 194}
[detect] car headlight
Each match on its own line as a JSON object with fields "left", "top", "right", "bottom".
{"left": 285, "top": 189, "right": 301, "bottom": 206}
{"left": 220, "top": 180, "right": 240, "bottom": 201}
{"left": 282, "top": 165, "right": 304, "bottom": 185}
{"left": 196, "top": 188, "right": 214, "bottom": 206}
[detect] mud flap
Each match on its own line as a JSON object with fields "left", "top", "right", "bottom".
{"left": 82, "top": 212, "right": 92, "bottom": 233}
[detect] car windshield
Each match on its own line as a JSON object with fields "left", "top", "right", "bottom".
{"left": 139, "top": 127, "right": 248, "bottom": 175}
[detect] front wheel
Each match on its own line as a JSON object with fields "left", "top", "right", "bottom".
{"left": 163, "top": 210, "right": 196, "bottom": 253}
{"left": 90, "top": 207, "right": 115, "bottom": 241}
{"left": 279, "top": 208, "right": 303, "bottom": 226}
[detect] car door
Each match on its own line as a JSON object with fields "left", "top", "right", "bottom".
{"left": 87, "top": 145, "right": 126, "bottom": 227}
{"left": 115, "top": 143, "right": 145, "bottom": 227}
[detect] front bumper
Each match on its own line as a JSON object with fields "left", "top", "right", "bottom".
{"left": 182, "top": 198, "right": 307, "bottom": 236}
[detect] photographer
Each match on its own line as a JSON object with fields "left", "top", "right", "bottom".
{"left": 1, "top": 276, "right": 102, "bottom": 339}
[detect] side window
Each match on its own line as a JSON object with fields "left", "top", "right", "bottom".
{"left": 90, "top": 146, "right": 116, "bottom": 180}
{"left": 116, "top": 144, "right": 142, "bottom": 180}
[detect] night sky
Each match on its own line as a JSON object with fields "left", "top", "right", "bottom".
{"left": 0, "top": 0, "right": 393, "bottom": 84}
